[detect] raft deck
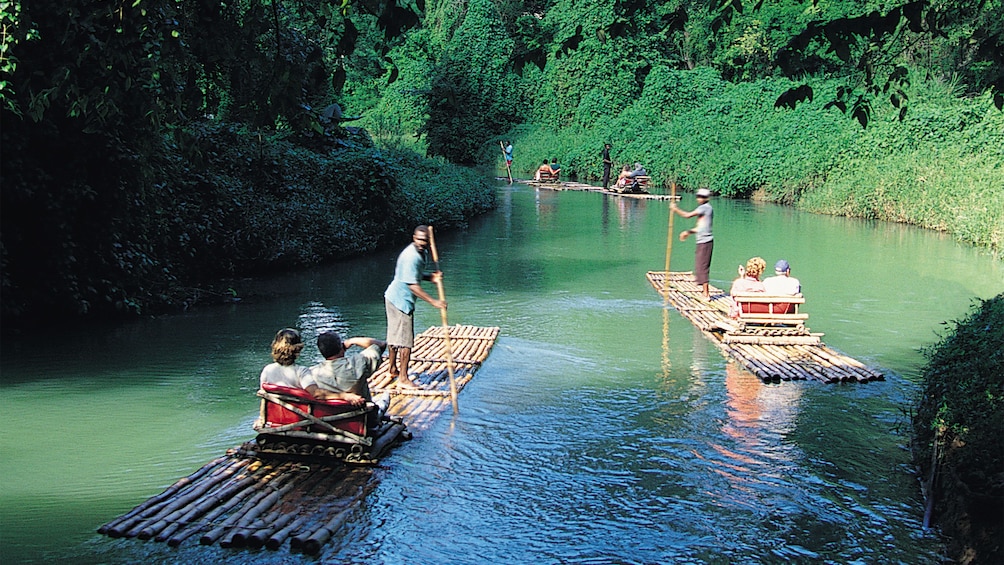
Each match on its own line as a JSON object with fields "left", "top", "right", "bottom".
{"left": 648, "top": 271, "right": 883, "bottom": 383}
{"left": 520, "top": 178, "right": 678, "bottom": 200}
{"left": 98, "top": 324, "right": 500, "bottom": 555}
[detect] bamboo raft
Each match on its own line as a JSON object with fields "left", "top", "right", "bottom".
{"left": 519, "top": 178, "right": 678, "bottom": 200}
{"left": 648, "top": 271, "right": 883, "bottom": 383}
{"left": 98, "top": 324, "right": 500, "bottom": 555}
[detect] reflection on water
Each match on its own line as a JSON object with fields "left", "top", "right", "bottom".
{"left": 3, "top": 182, "right": 1000, "bottom": 564}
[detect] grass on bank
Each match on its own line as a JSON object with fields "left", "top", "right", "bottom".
{"left": 492, "top": 69, "right": 1003, "bottom": 255}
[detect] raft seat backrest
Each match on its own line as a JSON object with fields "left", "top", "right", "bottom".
{"left": 538, "top": 170, "right": 559, "bottom": 182}
{"left": 259, "top": 383, "right": 368, "bottom": 436}
{"left": 735, "top": 295, "right": 807, "bottom": 327}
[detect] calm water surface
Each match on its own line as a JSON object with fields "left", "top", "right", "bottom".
{"left": 2, "top": 183, "right": 1001, "bottom": 564}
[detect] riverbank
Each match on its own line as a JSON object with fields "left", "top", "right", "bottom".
{"left": 913, "top": 295, "right": 1004, "bottom": 565}
{"left": 1, "top": 124, "right": 496, "bottom": 326}
{"left": 495, "top": 72, "right": 1003, "bottom": 256}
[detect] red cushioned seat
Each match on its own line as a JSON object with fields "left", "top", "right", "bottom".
{"left": 260, "top": 383, "right": 367, "bottom": 436}
{"left": 740, "top": 302, "right": 791, "bottom": 314}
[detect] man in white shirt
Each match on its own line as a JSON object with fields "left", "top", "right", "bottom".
{"left": 763, "top": 259, "right": 801, "bottom": 295}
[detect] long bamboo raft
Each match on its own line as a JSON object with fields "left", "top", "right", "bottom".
{"left": 648, "top": 271, "right": 883, "bottom": 383}
{"left": 98, "top": 324, "right": 500, "bottom": 555}
{"left": 518, "top": 178, "right": 678, "bottom": 200}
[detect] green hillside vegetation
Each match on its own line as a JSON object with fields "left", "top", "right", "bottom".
{"left": 343, "top": 0, "right": 1003, "bottom": 254}
{"left": 503, "top": 74, "right": 1003, "bottom": 252}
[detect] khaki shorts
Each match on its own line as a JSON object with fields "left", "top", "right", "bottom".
{"left": 385, "top": 298, "right": 415, "bottom": 348}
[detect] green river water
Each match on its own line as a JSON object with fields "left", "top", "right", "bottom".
{"left": 1, "top": 182, "right": 1001, "bottom": 564}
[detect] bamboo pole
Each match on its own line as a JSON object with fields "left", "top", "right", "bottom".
{"left": 106, "top": 457, "right": 247, "bottom": 538}
{"left": 246, "top": 509, "right": 298, "bottom": 549}
{"left": 664, "top": 181, "right": 677, "bottom": 275}
{"left": 298, "top": 506, "right": 353, "bottom": 554}
{"left": 98, "top": 455, "right": 229, "bottom": 535}
{"left": 220, "top": 472, "right": 300, "bottom": 547}
{"left": 200, "top": 471, "right": 285, "bottom": 546}
{"left": 427, "top": 226, "right": 459, "bottom": 415}
{"left": 125, "top": 459, "right": 259, "bottom": 538}
{"left": 266, "top": 513, "right": 313, "bottom": 550}
{"left": 162, "top": 462, "right": 273, "bottom": 545}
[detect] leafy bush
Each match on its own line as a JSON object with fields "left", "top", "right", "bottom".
{"left": 913, "top": 295, "right": 1004, "bottom": 565}
{"left": 0, "top": 120, "right": 495, "bottom": 323}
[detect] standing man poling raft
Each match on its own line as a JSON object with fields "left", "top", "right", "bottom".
{"left": 671, "top": 188, "right": 714, "bottom": 299}
{"left": 384, "top": 225, "right": 446, "bottom": 388}
{"left": 601, "top": 143, "right": 612, "bottom": 189}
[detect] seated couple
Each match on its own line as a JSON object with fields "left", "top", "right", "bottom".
{"left": 259, "top": 328, "right": 388, "bottom": 413}
{"left": 535, "top": 158, "right": 561, "bottom": 180}
{"left": 615, "top": 163, "right": 647, "bottom": 188}
{"left": 729, "top": 257, "right": 802, "bottom": 318}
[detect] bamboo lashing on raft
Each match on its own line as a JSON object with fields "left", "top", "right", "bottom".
{"left": 648, "top": 271, "right": 883, "bottom": 383}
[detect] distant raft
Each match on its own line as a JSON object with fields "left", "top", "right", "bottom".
{"left": 648, "top": 271, "right": 883, "bottom": 383}
{"left": 98, "top": 324, "right": 500, "bottom": 555}
{"left": 519, "top": 178, "right": 678, "bottom": 200}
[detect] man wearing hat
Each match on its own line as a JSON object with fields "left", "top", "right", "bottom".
{"left": 671, "top": 188, "right": 714, "bottom": 299}
{"left": 763, "top": 259, "right": 801, "bottom": 295}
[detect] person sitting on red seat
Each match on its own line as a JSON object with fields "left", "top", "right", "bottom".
{"left": 729, "top": 257, "right": 766, "bottom": 318}
{"left": 535, "top": 160, "right": 552, "bottom": 181}
{"left": 259, "top": 328, "right": 310, "bottom": 389}
{"left": 303, "top": 332, "right": 386, "bottom": 407}
{"left": 763, "top": 259, "right": 801, "bottom": 295}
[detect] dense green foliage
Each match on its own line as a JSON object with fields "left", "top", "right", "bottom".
{"left": 1, "top": 117, "right": 494, "bottom": 320}
{"left": 913, "top": 295, "right": 1004, "bottom": 565}
{"left": 0, "top": 0, "right": 491, "bottom": 323}
{"left": 2, "top": 0, "right": 1001, "bottom": 325}
{"left": 504, "top": 69, "right": 1004, "bottom": 252}
{"left": 337, "top": 0, "right": 1002, "bottom": 252}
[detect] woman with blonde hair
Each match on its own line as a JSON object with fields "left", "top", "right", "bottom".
{"left": 731, "top": 257, "right": 767, "bottom": 293}
{"left": 259, "top": 328, "right": 310, "bottom": 388}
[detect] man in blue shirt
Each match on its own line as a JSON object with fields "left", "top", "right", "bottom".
{"left": 384, "top": 225, "right": 446, "bottom": 388}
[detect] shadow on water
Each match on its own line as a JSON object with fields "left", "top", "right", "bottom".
{"left": 2, "top": 181, "right": 1001, "bottom": 563}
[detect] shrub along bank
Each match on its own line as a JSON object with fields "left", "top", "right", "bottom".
{"left": 0, "top": 123, "right": 495, "bottom": 323}
{"left": 494, "top": 69, "right": 1003, "bottom": 255}
{"left": 913, "top": 295, "right": 1004, "bottom": 565}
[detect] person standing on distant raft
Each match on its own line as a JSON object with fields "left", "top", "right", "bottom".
{"left": 504, "top": 141, "right": 513, "bottom": 167}
{"left": 601, "top": 143, "right": 612, "bottom": 189}
{"left": 670, "top": 188, "right": 714, "bottom": 299}
{"left": 384, "top": 225, "right": 446, "bottom": 388}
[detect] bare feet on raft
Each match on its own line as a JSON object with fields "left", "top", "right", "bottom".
{"left": 395, "top": 377, "right": 420, "bottom": 389}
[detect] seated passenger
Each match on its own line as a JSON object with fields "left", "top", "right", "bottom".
{"left": 762, "top": 259, "right": 801, "bottom": 295}
{"left": 535, "top": 159, "right": 552, "bottom": 181}
{"left": 731, "top": 256, "right": 767, "bottom": 295}
{"left": 259, "top": 328, "right": 310, "bottom": 389}
{"left": 616, "top": 164, "right": 632, "bottom": 187}
{"left": 303, "top": 332, "right": 386, "bottom": 408}
{"left": 729, "top": 257, "right": 766, "bottom": 318}
{"left": 549, "top": 158, "right": 561, "bottom": 178}
{"left": 628, "top": 162, "right": 647, "bottom": 178}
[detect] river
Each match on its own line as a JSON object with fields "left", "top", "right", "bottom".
{"left": 1, "top": 182, "right": 1001, "bottom": 564}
